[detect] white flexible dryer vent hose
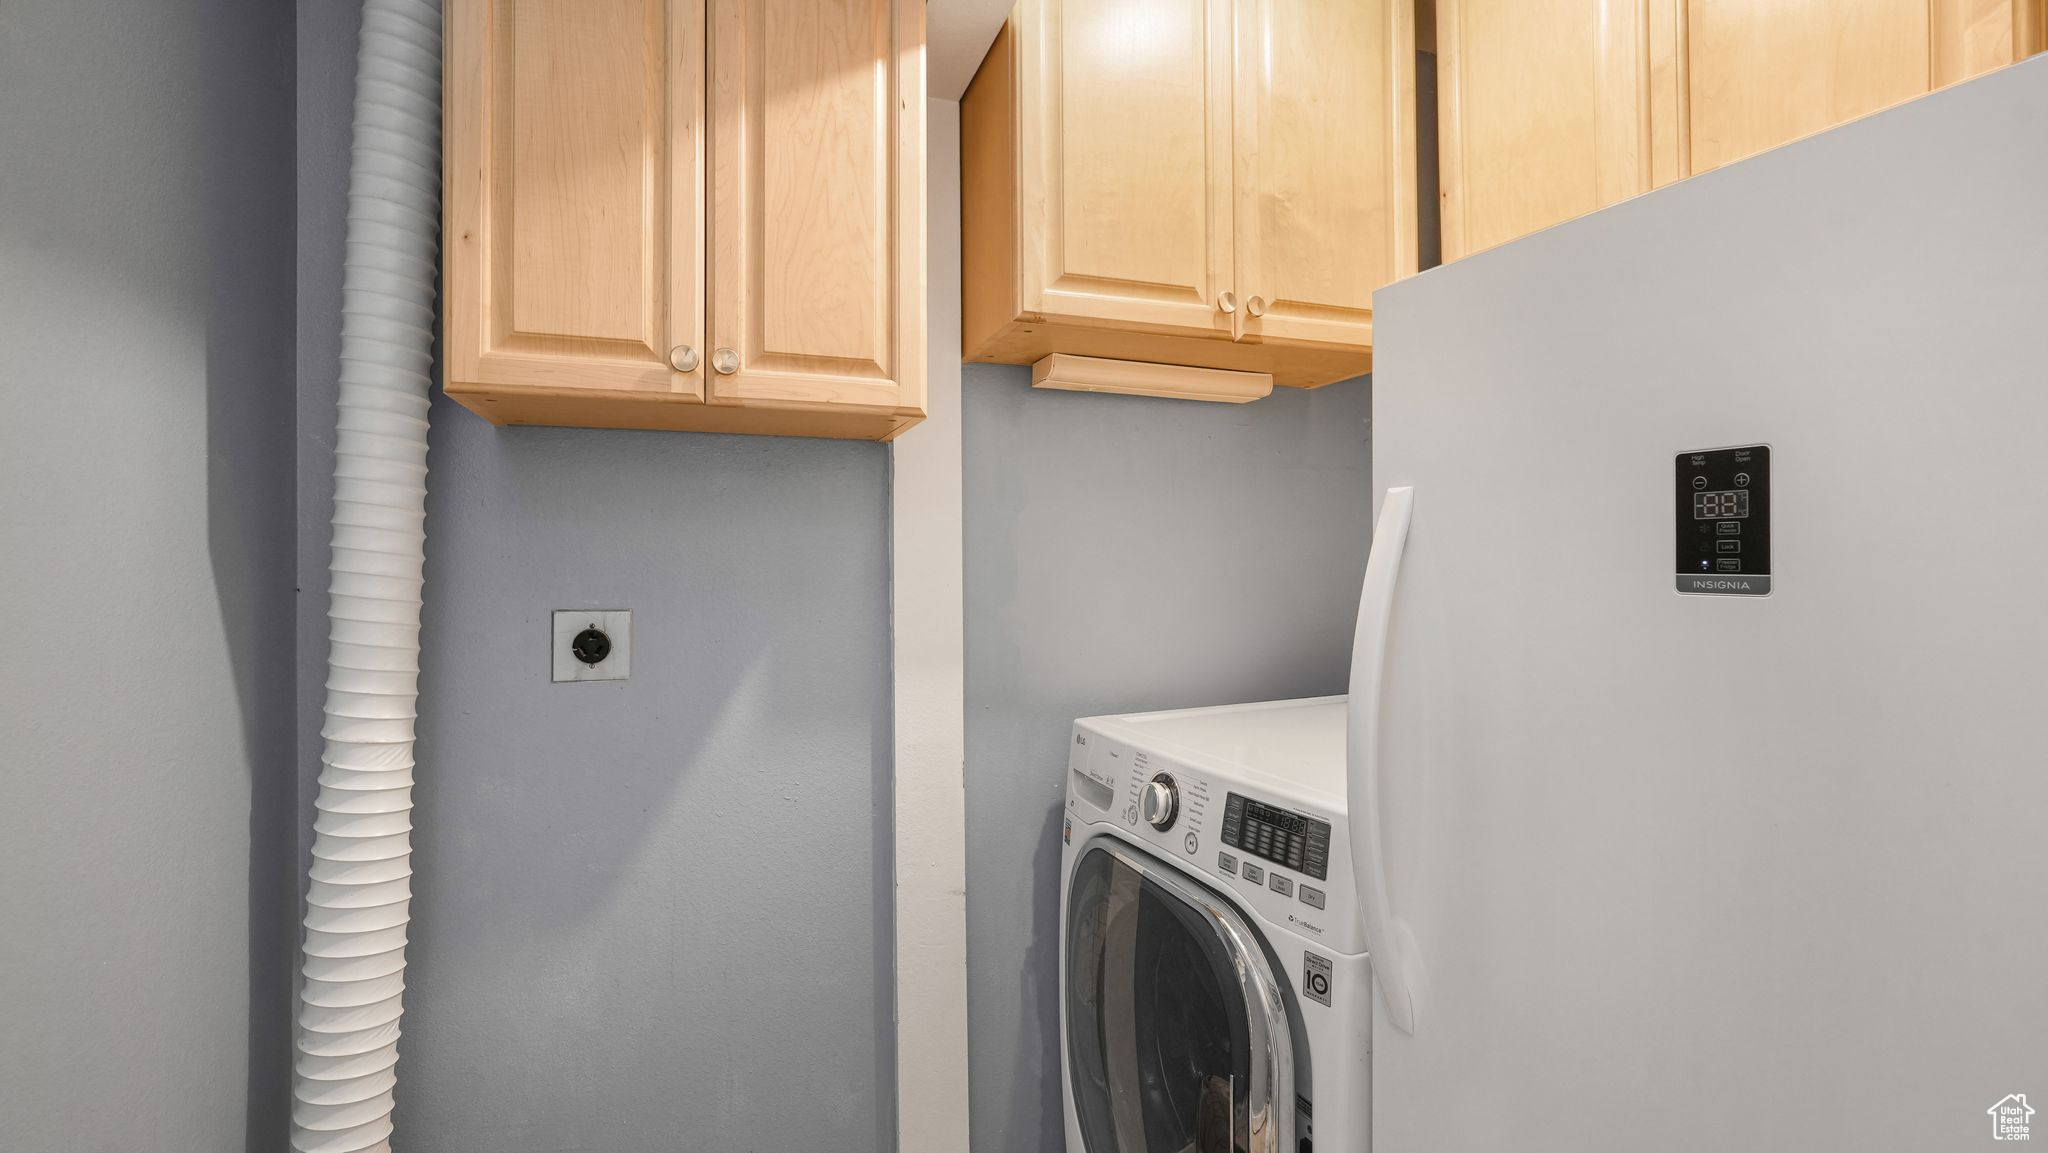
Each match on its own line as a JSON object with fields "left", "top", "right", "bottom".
{"left": 293, "top": 1, "right": 441, "bottom": 1149}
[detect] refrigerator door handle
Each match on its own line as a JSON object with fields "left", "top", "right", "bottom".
{"left": 1347, "top": 485, "right": 1421, "bottom": 1035}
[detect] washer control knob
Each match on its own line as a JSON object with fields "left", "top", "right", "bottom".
{"left": 1139, "top": 773, "right": 1179, "bottom": 831}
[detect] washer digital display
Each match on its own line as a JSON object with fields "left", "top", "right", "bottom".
{"left": 1220, "top": 793, "right": 1331, "bottom": 880}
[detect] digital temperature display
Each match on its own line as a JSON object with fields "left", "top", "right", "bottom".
{"left": 1693, "top": 489, "right": 1750, "bottom": 519}
{"left": 1676, "top": 445, "right": 1771, "bottom": 596}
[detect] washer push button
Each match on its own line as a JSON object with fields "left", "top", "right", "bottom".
{"left": 1218, "top": 852, "right": 1238, "bottom": 875}
{"left": 1268, "top": 873, "right": 1294, "bottom": 897}
{"left": 1242, "top": 863, "right": 1265, "bottom": 886}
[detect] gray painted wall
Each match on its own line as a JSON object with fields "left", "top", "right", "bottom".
{"left": 393, "top": 413, "right": 896, "bottom": 1152}
{"left": 0, "top": 0, "right": 297, "bottom": 1149}
{"left": 296, "top": 7, "right": 896, "bottom": 1149}
{"left": 962, "top": 368, "right": 1374, "bottom": 1153}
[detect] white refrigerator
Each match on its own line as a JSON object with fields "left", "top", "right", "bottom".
{"left": 1349, "top": 56, "right": 2048, "bottom": 1151}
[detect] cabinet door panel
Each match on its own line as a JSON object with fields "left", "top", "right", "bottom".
{"left": 709, "top": 0, "right": 922, "bottom": 412}
{"left": 1234, "top": 0, "right": 1411, "bottom": 350}
{"left": 1437, "top": 0, "right": 1654, "bottom": 262}
{"left": 447, "top": 0, "right": 703, "bottom": 397}
{"left": 1931, "top": 0, "right": 2027, "bottom": 83}
{"left": 1434, "top": 0, "right": 2042, "bottom": 264}
{"left": 1686, "top": 0, "right": 1930, "bottom": 174}
{"left": 1686, "top": 0, "right": 2042, "bottom": 175}
{"left": 1020, "top": 0, "right": 1235, "bottom": 337}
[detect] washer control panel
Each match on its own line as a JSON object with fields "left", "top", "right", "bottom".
{"left": 1220, "top": 793, "right": 1331, "bottom": 880}
{"left": 1676, "top": 444, "right": 1771, "bottom": 596}
{"left": 1066, "top": 715, "right": 1368, "bottom": 954}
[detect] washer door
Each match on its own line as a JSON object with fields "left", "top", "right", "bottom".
{"left": 1067, "top": 841, "right": 1293, "bottom": 1153}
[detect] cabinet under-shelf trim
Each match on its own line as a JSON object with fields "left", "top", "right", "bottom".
{"left": 1030, "top": 354, "right": 1274, "bottom": 403}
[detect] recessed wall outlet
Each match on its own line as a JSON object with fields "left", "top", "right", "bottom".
{"left": 552, "top": 609, "right": 631, "bottom": 683}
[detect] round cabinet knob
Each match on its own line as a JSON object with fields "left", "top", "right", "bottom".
{"left": 1245, "top": 296, "right": 1266, "bottom": 318}
{"left": 668, "top": 345, "right": 700, "bottom": 373}
{"left": 1216, "top": 291, "right": 1238, "bottom": 315}
{"left": 711, "top": 347, "right": 740, "bottom": 375}
{"left": 1139, "top": 773, "right": 1179, "bottom": 831}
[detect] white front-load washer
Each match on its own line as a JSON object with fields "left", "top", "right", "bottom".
{"left": 1059, "top": 696, "right": 1370, "bottom": 1153}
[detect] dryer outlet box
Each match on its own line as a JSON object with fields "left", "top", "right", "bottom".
{"left": 552, "top": 609, "right": 631, "bottom": 682}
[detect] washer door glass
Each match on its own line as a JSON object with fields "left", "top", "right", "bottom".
{"left": 1067, "top": 843, "right": 1287, "bottom": 1153}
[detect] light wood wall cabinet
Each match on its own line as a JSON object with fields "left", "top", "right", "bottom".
{"left": 445, "top": 0, "right": 926, "bottom": 440}
{"left": 962, "top": 0, "right": 1417, "bottom": 389}
{"left": 1435, "top": 0, "right": 2046, "bottom": 263}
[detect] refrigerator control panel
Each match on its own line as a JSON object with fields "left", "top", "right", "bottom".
{"left": 1676, "top": 445, "right": 1771, "bottom": 595}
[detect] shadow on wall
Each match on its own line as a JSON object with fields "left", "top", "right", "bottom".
{"left": 195, "top": 0, "right": 297, "bottom": 1148}
{"left": 962, "top": 366, "right": 1375, "bottom": 1153}
{"left": 0, "top": 0, "right": 293, "bottom": 1147}
{"left": 1010, "top": 804, "right": 1065, "bottom": 1147}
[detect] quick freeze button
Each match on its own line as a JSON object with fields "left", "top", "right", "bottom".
{"left": 1717, "top": 522, "right": 1741, "bottom": 535}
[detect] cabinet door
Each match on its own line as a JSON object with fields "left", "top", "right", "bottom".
{"left": 1686, "top": 0, "right": 2043, "bottom": 174}
{"left": 1933, "top": 0, "right": 2048, "bottom": 84}
{"left": 1017, "top": 0, "right": 1237, "bottom": 340}
{"left": 445, "top": 0, "right": 704, "bottom": 402}
{"left": 1434, "top": 0, "right": 2044, "bottom": 263}
{"left": 707, "top": 0, "right": 924, "bottom": 415}
{"left": 1435, "top": 0, "right": 1659, "bottom": 262}
{"left": 1233, "top": 0, "right": 1413, "bottom": 351}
